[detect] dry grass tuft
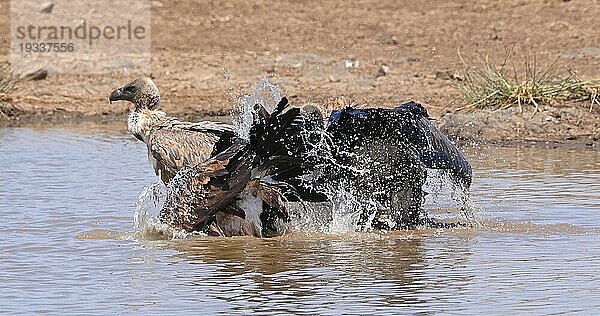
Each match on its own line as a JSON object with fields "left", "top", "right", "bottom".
{"left": 0, "top": 63, "right": 15, "bottom": 95}
{"left": 0, "top": 63, "right": 17, "bottom": 119}
{"left": 457, "top": 52, "right": 600, "bottom": 113}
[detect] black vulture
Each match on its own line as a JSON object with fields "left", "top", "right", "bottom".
{"left": 302, "top": 100, "right": 472, "bottom": 229}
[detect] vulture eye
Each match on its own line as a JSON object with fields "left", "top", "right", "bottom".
{"left": 124, "top": 85, "right": 136, "bottom": 93}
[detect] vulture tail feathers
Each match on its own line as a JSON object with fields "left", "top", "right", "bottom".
{"left": 249, "top": 97, "right": 328, "bottom": 202}
{"left": 250, "top": 97, "right": 306, "bottom": 161}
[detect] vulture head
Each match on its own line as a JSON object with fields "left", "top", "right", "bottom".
{"left": 109, "top": 77, "right": 160, "bottom": 110}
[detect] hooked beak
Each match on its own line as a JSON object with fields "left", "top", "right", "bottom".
{"left": 109, "top": 87, "right": 126, "bottom": 104}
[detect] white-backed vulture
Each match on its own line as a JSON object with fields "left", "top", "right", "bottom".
{"left": 109, "top": 77, "right": 235, "bottom": 183}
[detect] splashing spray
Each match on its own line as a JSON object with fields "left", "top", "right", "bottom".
{"left": 233, "top": 76, "right": 282, "bottom": 140}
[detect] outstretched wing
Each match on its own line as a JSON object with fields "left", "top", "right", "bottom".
{"left": 327, "top": 101, "right": 472, "bottom": 189}
{"left": 250, "top": 97, "right": 306, "bottom": 159}
{"left": 394, "top": 101, "right": 472, "bottom": 189}
{"left": 251, "top": 97, "right": 328, "bottom": 202}
{"left": 158, "top": 139, "right": 252, "bottom": 232}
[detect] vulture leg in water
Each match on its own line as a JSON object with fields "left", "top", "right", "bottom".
{"left": 157, "top": 97, "right": 319, "bottom": 237}
{"left": 325, "top": 101, "right": 472, "bottom": 229}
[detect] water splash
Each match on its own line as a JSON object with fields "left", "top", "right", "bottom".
{"left": 133, "top": 181, "right": 166, "bottom": 230}
{"left": 328, "top": 184, "right": 378, "bottom": 233}
{"left": 132, "top": 181, "right": 192, "bottom": 240}
{"left": 233, "top": 76, "right": 282, "bottom": 140}
{"left": 131, "top": 78, "right": 477, "bottom": 237}
{"left": 229, "top": 77, "right": 376, "bottom": 233}
{"left": 295, "top": 129, "right": 379, "bottom": 233}
{"left": 288, "top": 202, "right": 333, "bottom": 233}
{"left": 297, "top": 122, "right": 477, "bottom": 232}
{"left": 458, "top": 192, "right": 483, "bottom": 228}
{"left": 423, "top": 169, "right": 481, "bottom": 227}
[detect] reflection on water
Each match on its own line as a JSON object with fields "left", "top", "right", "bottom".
{"left": 0, "top": 125, "right": 599, "bottom": 314}
{"left": 469, "top": 145, "right": 600, "bottom": 227}
{"left": 168, "top": 234, "right": 429, "bottom": 314}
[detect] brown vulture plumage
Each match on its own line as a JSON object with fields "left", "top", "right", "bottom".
{"left": 109, "top": 77, "right": 235, "bottom": 183}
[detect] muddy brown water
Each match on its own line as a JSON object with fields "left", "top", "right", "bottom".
{"left": 0, "top": 124, "right": 599, "bottom": 314}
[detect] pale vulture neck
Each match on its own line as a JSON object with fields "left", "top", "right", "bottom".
{"left": 127, "top": 108, "right": 167, "bottom": 142}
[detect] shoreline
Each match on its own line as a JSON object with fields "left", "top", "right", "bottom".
{"left": 2, "top": 0, "right": 599, "bottom": 149}
{"left": 2, "top": 106, "right": 597, "bottom": 150}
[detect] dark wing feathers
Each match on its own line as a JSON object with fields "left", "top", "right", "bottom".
{"left": 250, "top": 98, "right": 326, "bottom": 201}
{"left": 413, "top": 114, "right": 472, "bottom": 188}
{"left": 397, "top": 101, "right": 472, "bottom": 188}
{"left": 158, "top": 139, "right": 252, "bottom": 232}
{"left": 250, "top": 97, "right": 306, "bottom": 160}
{"left": 327, "top": 101, "right": 472, "bottom": 189}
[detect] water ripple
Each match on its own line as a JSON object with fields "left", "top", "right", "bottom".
{"left": 0, "top": 126, "right": 599, "bottom": 314}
